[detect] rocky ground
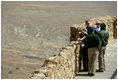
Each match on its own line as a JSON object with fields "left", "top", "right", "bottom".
{"left": 1, "top": 1, "right": 117, "bottom": 79}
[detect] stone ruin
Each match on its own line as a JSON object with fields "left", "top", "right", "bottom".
{"left": 31, "top": 15, "right": 117, "bottom": 79}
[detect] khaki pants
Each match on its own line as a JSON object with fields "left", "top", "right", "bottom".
{"left": 98, "top": 46, "right": 106, "bottom": 71}
{"left": 88, "top": 47, "right": 99, "bottom": 74}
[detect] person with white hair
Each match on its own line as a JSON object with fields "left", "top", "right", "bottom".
{"left": 95, "top": 21, "right": 101, "bottom": 33}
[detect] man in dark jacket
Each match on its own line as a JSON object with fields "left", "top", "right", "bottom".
{"left": 82, "top": 27, "right": 102, "bottom": 76}
{"left": 77, "top": 28, "right": 88, "bottom": 71}
{"left": 97, "top": 23, "right": 109, "bottom": 72}
{"left": 74, "top": 27, "right": 102, "bottom": 76}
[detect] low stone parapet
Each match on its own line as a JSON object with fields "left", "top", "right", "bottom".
{"left": 31, "top": 44, "right": 80, "bottom": 79}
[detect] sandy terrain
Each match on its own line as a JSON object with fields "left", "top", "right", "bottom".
{"left": 1, "top": 1, "right": 117, "bottom": 79}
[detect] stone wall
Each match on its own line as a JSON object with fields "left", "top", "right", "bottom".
{"left": 31, "top": 44, "right": 79, "bottom": 79}
{"left": 31, "top": 15, "right": 117, "bottom": 79}
{"left": 70, "top": 15, "right": 117, "bottom": 42}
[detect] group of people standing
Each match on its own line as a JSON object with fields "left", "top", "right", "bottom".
{"left": 74, "top": 20, "right": 109, "bottom": 76}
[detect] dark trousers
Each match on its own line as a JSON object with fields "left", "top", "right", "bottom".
{"left": 82, "top": 46, "right": 88, "bottom": 71}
